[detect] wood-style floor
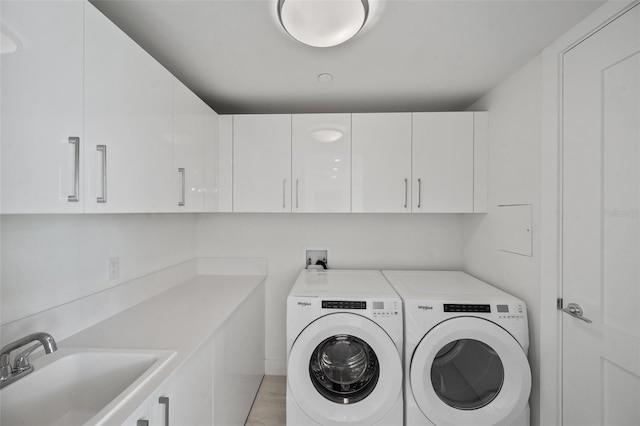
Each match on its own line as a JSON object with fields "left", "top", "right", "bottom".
{"left": 245, "top": 375, "right": 286, "bottom": 426}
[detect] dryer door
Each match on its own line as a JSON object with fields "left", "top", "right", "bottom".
{"left": 288, "top": 312, "right": 402, "bottom": 425}
{"left": 411, "top": 317, "right": 531, "bottom": 426}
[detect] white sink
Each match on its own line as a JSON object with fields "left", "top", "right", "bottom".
{"left": 0, "top": 347, "right": 175, "bottom": 426}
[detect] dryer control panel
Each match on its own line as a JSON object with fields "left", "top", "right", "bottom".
{"left": 496, "top": 303, "right": 526, "bottom": 319}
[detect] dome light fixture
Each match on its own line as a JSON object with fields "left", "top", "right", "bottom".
{"left": 278, "top": 0, "right": 369, "bottom": 48}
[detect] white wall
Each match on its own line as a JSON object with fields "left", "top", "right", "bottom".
{"left": 462, "top": 56, "right": 542, "bottom": 425}
{"left": 197, "top": 213, "right": 463, "bottom": 374}
{"left": 0, "top": 214, "right": 197, "bottom": 326}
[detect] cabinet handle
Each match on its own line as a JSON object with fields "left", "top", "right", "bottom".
{"left": 178, "top": 168, "right": 185, "bottom": 207}
{"left": 68, "top": 137, "right": 80, "bottom": 202}
{"left": 97, "top": 145, "right": 107, "bottom": 203}
{"left": 404, "top": 178, "right": 408, "bottom": 208}
{"left": 136, "top": 420, "right": 149, "bottom": 426}
{"left": 158, "top": 396, "right": 170, "bottom": 426}
{"left": 282, "top": 179, "right": 287, "bottom": 209}
{"left": 417, "top": 178, "right": 422, "bottom": 209}
{"left": 295, "top": 179, "right": 299, "bottom": 209}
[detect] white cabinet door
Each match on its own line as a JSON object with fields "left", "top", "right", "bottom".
{"left": 412, "top": 112, "right": 474, "bottom": 213}
{"left": 233, "top": 114, "right": 292, "bottom": 212}
{"left": 352, "top": 113, "right": 412, "bottom": 213}
{"left": 292, "top": 114, "right": 351, "bottom": 212}
{"left": 84, "top": 3, "right": 173, "bottom": 213}
{"left": 0, "top": 0, "right": 84, "bottom": 213}
{"left": 149, "top": 341, "right": 214, "bottom": 426}
{"left": 171, "top": 78, "right": 210, "bottom": 212}
{"left": 121, "top": 400, "right": 149, "bottom": 426}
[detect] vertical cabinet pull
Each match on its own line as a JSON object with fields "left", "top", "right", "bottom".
{"left": 68, "top": 137, "right": 80, "bottom": 202}
{"left": 295, "top": 179, "right": 299, "bottom": 209}
{"left": 403, "top": 178, "right": 408, "bottom": 208}
{"left": 158, "top": 396, "right": 170, "bottom": 426}
{"left": 417, "top": 178, "right": 422, "bottom": 209}
{"left": 282, "top": 179, "right": 287, "bottom": 209}
{"left": 97, "top": 145, "right": 107, "bottom": 203}
{"left": 178, "top": 168, "right": 186, "bottom": 207}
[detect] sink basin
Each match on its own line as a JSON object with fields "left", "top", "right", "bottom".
{"left": 0, "top": 347, "right": 175, "bottom": 426}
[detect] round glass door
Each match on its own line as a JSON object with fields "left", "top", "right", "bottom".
{"left": 410, "top": 317, "right": 531, "bottom": 426}
{"left": 431, "top": 339, "right": 504, "bottom": 410}
{"left": 309, "top": 334, "right": 380, "bottom": 404}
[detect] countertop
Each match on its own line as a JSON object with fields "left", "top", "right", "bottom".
{"left": 61, "top": 274, "right": 266, "bottom": 425}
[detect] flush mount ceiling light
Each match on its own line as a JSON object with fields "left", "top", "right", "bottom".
{"left": 278, "top": 0, "right": 369, "bottom": 48}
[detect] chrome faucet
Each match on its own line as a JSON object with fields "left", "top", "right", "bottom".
{"left": 0, "top": 332, "right": 57, "bottom": 389}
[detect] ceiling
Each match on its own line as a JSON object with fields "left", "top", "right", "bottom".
{"left": 91, "top": 0, "right": 604, "bottom": 114}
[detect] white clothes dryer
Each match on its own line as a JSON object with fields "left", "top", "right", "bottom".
{"left": 383, "top": 270, "right": 531, "bottom": 426}
{"left": 287, "top": 269, "right": 403, "bottom": 425}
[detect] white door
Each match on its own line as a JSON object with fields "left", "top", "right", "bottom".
{"left": 0, "top": 0, "right": 84, "bottom": 213}
{"left": 233, "top": 114, "right": 292, "bottom": 212}
{"left": 562, "top": 4, "right": 640, "bottom": 425}
{"left": 412, "top": 112, "right": 474, "bottom": 213}
{"left": 352, "top": 113, "right": 412, "bottom": 213}
{"left": 292, "top": 114, "right": 351, "bottom": 212}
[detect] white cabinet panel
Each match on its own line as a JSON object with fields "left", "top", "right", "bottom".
{"left": 1, "top": 0, "right": 84, "bottom": 213}
{"left": 352, "top": 113, "right": 412, "bottom": 213}
{"left": 412, "top": 112, "right": 474, "bottom": 213}
{"left": 84, "top": 3, "right": 173, "bottom": 213}
{"left": 292, "top": 114, "right": 351, "bottom": 212}
{"left": 171, "top": 78, "right": 209, "bottom": 212}
{"left": 214, "top": 115, "right": 233, "bottom": 212}
{"left": 473, "top": 112, "right": 489, "bottom": 213}
{"left": 150, "top": 341, "right": 213, "bottom": 426}
{"left": 213, "top": 284, "right": 264, "bottom": 425}
{"left": 233, "top": 115, "right": 292, "bottom": 212}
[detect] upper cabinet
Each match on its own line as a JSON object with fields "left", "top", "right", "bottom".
{"left": 413, "top": 112, "right": 475, "bottom": 213}
{"left": 84, "top": 2, "right": 174, "bottom": 213}
{"left": 1, "top": 0, "right": 84, "bottom": 213}
{"left": 292, "top": 114, "right": 352, "bottom": 213}
{"left": 228, "top": 112, "right": 487, "bottom": 214}
{"left": 233, "top": 115, "right": 292, "bottom": 212}
{"left": 172, "top": 78, "right": 216, "bottom": 213}
{"left": 1, "top": 1, "right": 218, "bottom": 214}
{"left": 352, "top": 113, "right": 413, "bottom": 213}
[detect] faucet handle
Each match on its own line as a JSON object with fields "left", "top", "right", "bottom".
{"left": 14, "top": 343, "right": 41, "bottom": 372}
{"left": 0, "top": 353, "right": 12, "bottom": 379}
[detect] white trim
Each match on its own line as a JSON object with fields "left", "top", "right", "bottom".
{"left": 539, "top": 2, "right": 637, "bottom": 424}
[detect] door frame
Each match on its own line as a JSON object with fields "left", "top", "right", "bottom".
{"left": 539, "top": 1, "right": 638, "bottom": 425}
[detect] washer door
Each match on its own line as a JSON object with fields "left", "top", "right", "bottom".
{"left": 411, "top": 317, "right": 531, "bottom": 426}
{"left": 288, "top": 313, "right": 402, "bottom": 425}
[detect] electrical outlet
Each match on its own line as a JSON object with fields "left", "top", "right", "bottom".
{"left": 108, "top": 257, "right": 119, "bottom": 281}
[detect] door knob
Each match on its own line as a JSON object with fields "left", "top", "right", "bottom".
{"left": 561, "top": 302, "right": 593, "bottom": 323}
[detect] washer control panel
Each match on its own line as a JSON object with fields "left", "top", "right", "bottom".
{"left": 372, "top": 300, "right": 400, "bottom": 318}
{"left": 320, "top": 299, "right": 400, "bottom": 317}
{"left": 322, "top": 300, "right": 366, "bottom": 310}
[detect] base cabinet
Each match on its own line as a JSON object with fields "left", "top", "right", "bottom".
{"left": 124, "top": 282, "right": 265, "bottom": 426}
{"left": 213, "top": 283, "right": 265, "bottom": 424}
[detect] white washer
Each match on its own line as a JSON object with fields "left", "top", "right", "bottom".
{"left": 287, "top": 269, "right": 403, "bottom": 425}
{"left": 383, "top": 270, "right": 531, "bottom": 426}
